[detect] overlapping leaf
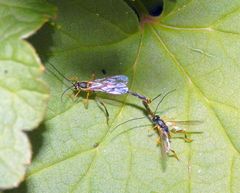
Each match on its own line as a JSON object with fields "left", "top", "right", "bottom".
{"left": 0, "top": 0, "right": 55, "bottom": 190}
{"left": 10, "top": 0, "right": 240, "bottom": 192}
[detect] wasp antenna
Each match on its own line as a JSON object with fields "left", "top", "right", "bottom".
{"left": 110, "top": 123, "right": 152, "bottom": 143}
{"left": 47, "top": 61, "right": 72, "bottom": 83}
{"left": 61, "top": 85, "right": 75, "bottom": 102}
{"left": 152, "top": 93, "right": 162, "bottom": 102}
{"left": 110, "top": 116, "right": 146, "bottom": 133}
{"left": 154, "top": 89, "right": 176, "bottom": 114}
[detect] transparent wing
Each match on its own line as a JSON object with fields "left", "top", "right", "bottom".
{"left": 156, "top": 126, "right": 180, "bottom": 161}
{"left": 155, "top": 126, "right": 170, "bottom": 155}
{"left": 166, "top": 120, "right": 203, "bottom": 135}
{"left": 89, "top": 75, "right": 129, "bottom": 94}
{"left": 92, "top": 75, "right": 128, "bottom": 85}
{"left": 161, "top": 132, "right": 171, "bottom": 154}
{"left": 166, "top": 120, "right": 203, "bottom": 126}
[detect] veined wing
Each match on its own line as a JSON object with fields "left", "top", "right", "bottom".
{"left": 161, "top": 131, "right": 171, "bottom": 154}
{"left": 166, "top": 120, "right": 202, "bottom": 133}
{"left": 156, "top": 128, "right": 169, "bottom": 169}
{"left": 166, "top": 120, "right": 202, "bottom": 126}
{"left": 155, "top": 126, "right": 170, "bottom": 157}
{"left": 89, "top": 75, "right": 129, "bottom": 94}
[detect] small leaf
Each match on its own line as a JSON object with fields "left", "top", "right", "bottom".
{"left": 0, "top": 0, "right": 55, "bottom": 189}
{"left": 11, "top": 0, "right": 240, "bottom": 192}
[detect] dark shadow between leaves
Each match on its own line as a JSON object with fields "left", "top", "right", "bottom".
{"left": 29, "top": 22, "right": 55, "bottom": 64}
{"left": 4, "top": 182, "right": 28, "bottom": 193}
{"left": 28, "top": 123, "right": 47, "bottom": 161}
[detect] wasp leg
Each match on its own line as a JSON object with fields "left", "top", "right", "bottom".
{"left": 156, "top": 137, "right": 161, "bottom": 145}
{"left": 83, "top": 91, "right": 91, "bottom": 109}
{"left": 91, "top": 73, "right": 96, "bottom": 81}
{"left": 171, "top": 127, "right": 193, "bottom": 143}
{"left": 169, "top": 149, "right": 179, "bottom": 161}
{"left": 69, "top": 76, "right": 79, "bottom": 82}
{"left": 74, "top": 89, "right": 81, "bottom": 98}
{"left": 156, "top": 137, "right": 179, "bottom": 160}
{"left": 144, "top": 97, "right": 152, "bottom": 104}
{"left": 95, "top": 97, "right": 109, "bottom": 125}
{"left": 168, "top": 132, "right": 172, "bottom": 139}
{"left": 70, "top": 90, "right": 82, "bottom": 103}
{"left": 148, "top": 125, "right": 157, "bottom": 134}
{"left": 183, "top": 133, "right": 193, "bottom": 143}
{"left": 147, "top": 126, "right": 158, "bottom": 136}
{"left": 66, "top": 93, "right": 76, "bottom": 102}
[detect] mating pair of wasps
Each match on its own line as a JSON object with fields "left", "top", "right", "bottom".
{"left": 49, "top": 62, "right": 201, "bottom": 160}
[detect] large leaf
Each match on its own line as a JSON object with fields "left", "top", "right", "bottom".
{"left": 11, "top": 0, "right": 240, "bottom": 192}
{"left": 0, "top": 0, "right": 55, "bottom": 190}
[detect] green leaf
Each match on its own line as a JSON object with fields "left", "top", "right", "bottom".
{"left": 0, "top": 0, "right": 55, "bottom": 190}
{"left": 10, "top": 0, "right": 240, "bottom": 192}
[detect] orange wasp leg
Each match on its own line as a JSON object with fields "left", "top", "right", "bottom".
{"left": 74, "top": 89, "right": 81, "bottom": 98}
{"left": 147, "top": 125, "right": 157, "bottom": 134}
{"left": 171, "top": 128, "right": 193, "bottom": 143}
{"left": 91, "top": 73, "right": 96, "bottom": 80}
{"left": 69, "top": 76, "right": 79, "bottom": 82}
{"left": 155, "top": 136, "right": 179, "bottom": 161}
{"left": 83, "top": 73, "right": 95, "bottom": 108}
{"left": 66, "top": 89, "right": 81, "bottom": 102}
{"left": 169, "top": 149, "right": 179, "bottom": 161}
{"left": 167, "top": 120, "right": 193, "bottom": 143}
{"left": 83, "top": 91, "right": 91, "bottom": 109}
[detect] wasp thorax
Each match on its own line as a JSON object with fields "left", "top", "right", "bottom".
{"left": 74, "top": 81, "right": 88, "bottom": 89}
{"left": 153, "top": 115, "right": 160, "bottom": 122}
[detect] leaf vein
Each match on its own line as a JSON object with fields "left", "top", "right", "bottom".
{"left": 210, "top": 6, "right": 240, "bottom": 27}
{"left": 150, "top": 24, "right": 240, "bottom": 158}
{"left": 99, "top": 34, "right": 143, "bottom": 145}
{"left": 26, "top": 148, "right": 96, "bottom": 179}
{"left": 69, "top": 152, "right": 97, "bottom": 193}
{"left": 162, "top": 0, "right": 194, "bottom": 20}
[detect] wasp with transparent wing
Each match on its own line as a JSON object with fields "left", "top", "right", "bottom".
{"left": 72, "top": 74, "right": 149, "bottom": 101}
{"left": 142, "top": 90, "right": 202, "bottom": 160}
{"left": 47, "top": 62, "right": 150, "bottom": 123}
{"left": 111, "top": 90, "right": 202, "bottom": 160}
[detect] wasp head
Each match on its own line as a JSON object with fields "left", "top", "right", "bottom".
{"left": 153, "top": 115, "right": 160, "bottom": 122}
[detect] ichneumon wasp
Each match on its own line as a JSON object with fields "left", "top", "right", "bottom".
{"left": 110, "top": 90, "right": 202, "bottom": 160}
{"left": 47, "top": 62, "right": 151, "bottom": 123}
